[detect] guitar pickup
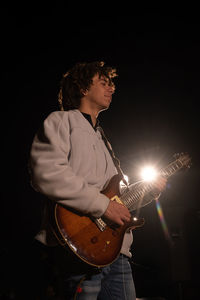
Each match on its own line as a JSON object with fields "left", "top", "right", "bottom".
{"left": 94, "top": 217, "right": 107, "bottom": 232}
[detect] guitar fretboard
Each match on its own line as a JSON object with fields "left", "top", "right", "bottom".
{"left": 121, "top": 157, "right": 187, "bottom": 212}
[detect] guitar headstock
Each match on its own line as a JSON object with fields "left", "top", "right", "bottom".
{"left": 173, "top": 152, "right": 192, "bottom": 169}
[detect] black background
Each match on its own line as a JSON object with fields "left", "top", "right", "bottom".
{"left": 1, "top": 4, "right": 200, "bottom": 299}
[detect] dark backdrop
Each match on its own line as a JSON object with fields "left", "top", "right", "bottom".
{"left": 1, "top": 4, "right": 200, "bottom": 299}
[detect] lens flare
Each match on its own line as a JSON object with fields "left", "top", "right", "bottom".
{"left": 141, "top": 166, "right": 157, "bottom": 181}
{"left": 155, "top": 198, "right": 173, "bottom": 245}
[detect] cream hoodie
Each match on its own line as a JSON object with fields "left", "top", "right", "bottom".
{"left": 30, "top": 109, "right": 133, "bottom": 257}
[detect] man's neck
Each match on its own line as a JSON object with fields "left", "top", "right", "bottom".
{"left": 78, "top": 108, "right": 98, "bottom": 127}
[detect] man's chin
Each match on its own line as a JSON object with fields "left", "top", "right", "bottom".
{"left": 99, "top": 105, "right": 109, "bottom": 112}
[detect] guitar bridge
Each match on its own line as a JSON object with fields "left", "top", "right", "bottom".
{"left": 94, "top": 217, "right": 107, "bottom": 232}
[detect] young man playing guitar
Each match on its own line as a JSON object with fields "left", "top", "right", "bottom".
{"left": 29, "top": 61, "right": 166, "bottom": 299}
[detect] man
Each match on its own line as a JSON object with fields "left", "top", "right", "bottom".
{"left": 29, "top": 61, "right": 166, "bottom": 299}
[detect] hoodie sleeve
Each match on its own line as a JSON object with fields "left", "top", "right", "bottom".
{"left": 29, "top": 111, "right": 110, "bottom": 218}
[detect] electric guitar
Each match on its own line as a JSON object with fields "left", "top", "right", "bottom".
{"left": 53, "top": 153, "right": 191, "bottom": 267}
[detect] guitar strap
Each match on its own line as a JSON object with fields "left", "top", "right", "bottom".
{"left": 97, "top": 126, "right": 128, "bottom": 187}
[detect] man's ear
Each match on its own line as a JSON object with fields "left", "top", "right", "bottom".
{"left": 81, "top": 89, "right": 88, "bottom": 96}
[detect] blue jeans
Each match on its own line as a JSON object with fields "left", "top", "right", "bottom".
{"left": 64, "top": 254, "right": 136, "bottom": 300}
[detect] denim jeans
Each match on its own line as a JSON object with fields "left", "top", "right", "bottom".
{"left": 64, "top": 254, "right": 136, "bottom": 300}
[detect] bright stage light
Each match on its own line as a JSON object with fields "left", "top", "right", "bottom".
{"left": 140, "top": 166, "right": 157, "bottom": 181}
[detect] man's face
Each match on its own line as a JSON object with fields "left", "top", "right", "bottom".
{"left": 84, "top": 74, "right": 115, "bottom": 112}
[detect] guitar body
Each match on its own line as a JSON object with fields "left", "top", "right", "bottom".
{"left": 54, "top": 174, "right": 144, "bottom": 267}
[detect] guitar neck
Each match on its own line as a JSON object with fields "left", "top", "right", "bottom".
{"left": 160, "top": 158, "right": 185, "bottom": 179}
{"left": 121, "top": 157, "right": 187, "bottom": 212}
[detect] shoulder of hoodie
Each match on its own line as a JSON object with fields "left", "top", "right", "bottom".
{"left": 44, "top": 110, "right": 96, "bottom": 137}
{"left": 44, "top": 109, "right": 82, "bottom": 127}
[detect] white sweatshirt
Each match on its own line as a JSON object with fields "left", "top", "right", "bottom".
{"left": 30, "top": 109, "right": 133, "bottom": 257}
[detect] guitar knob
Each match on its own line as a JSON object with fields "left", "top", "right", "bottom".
{"left": 91, "top": 236, "right": 98, "bottom": 244}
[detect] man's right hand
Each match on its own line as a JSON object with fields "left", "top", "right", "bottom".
{"left": 103, "top": 200, "right": 131, "bottom": 226}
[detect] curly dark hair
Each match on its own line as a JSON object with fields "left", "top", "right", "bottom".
{"left": 58, "top": 61, "right": 117, "bottom": 111}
